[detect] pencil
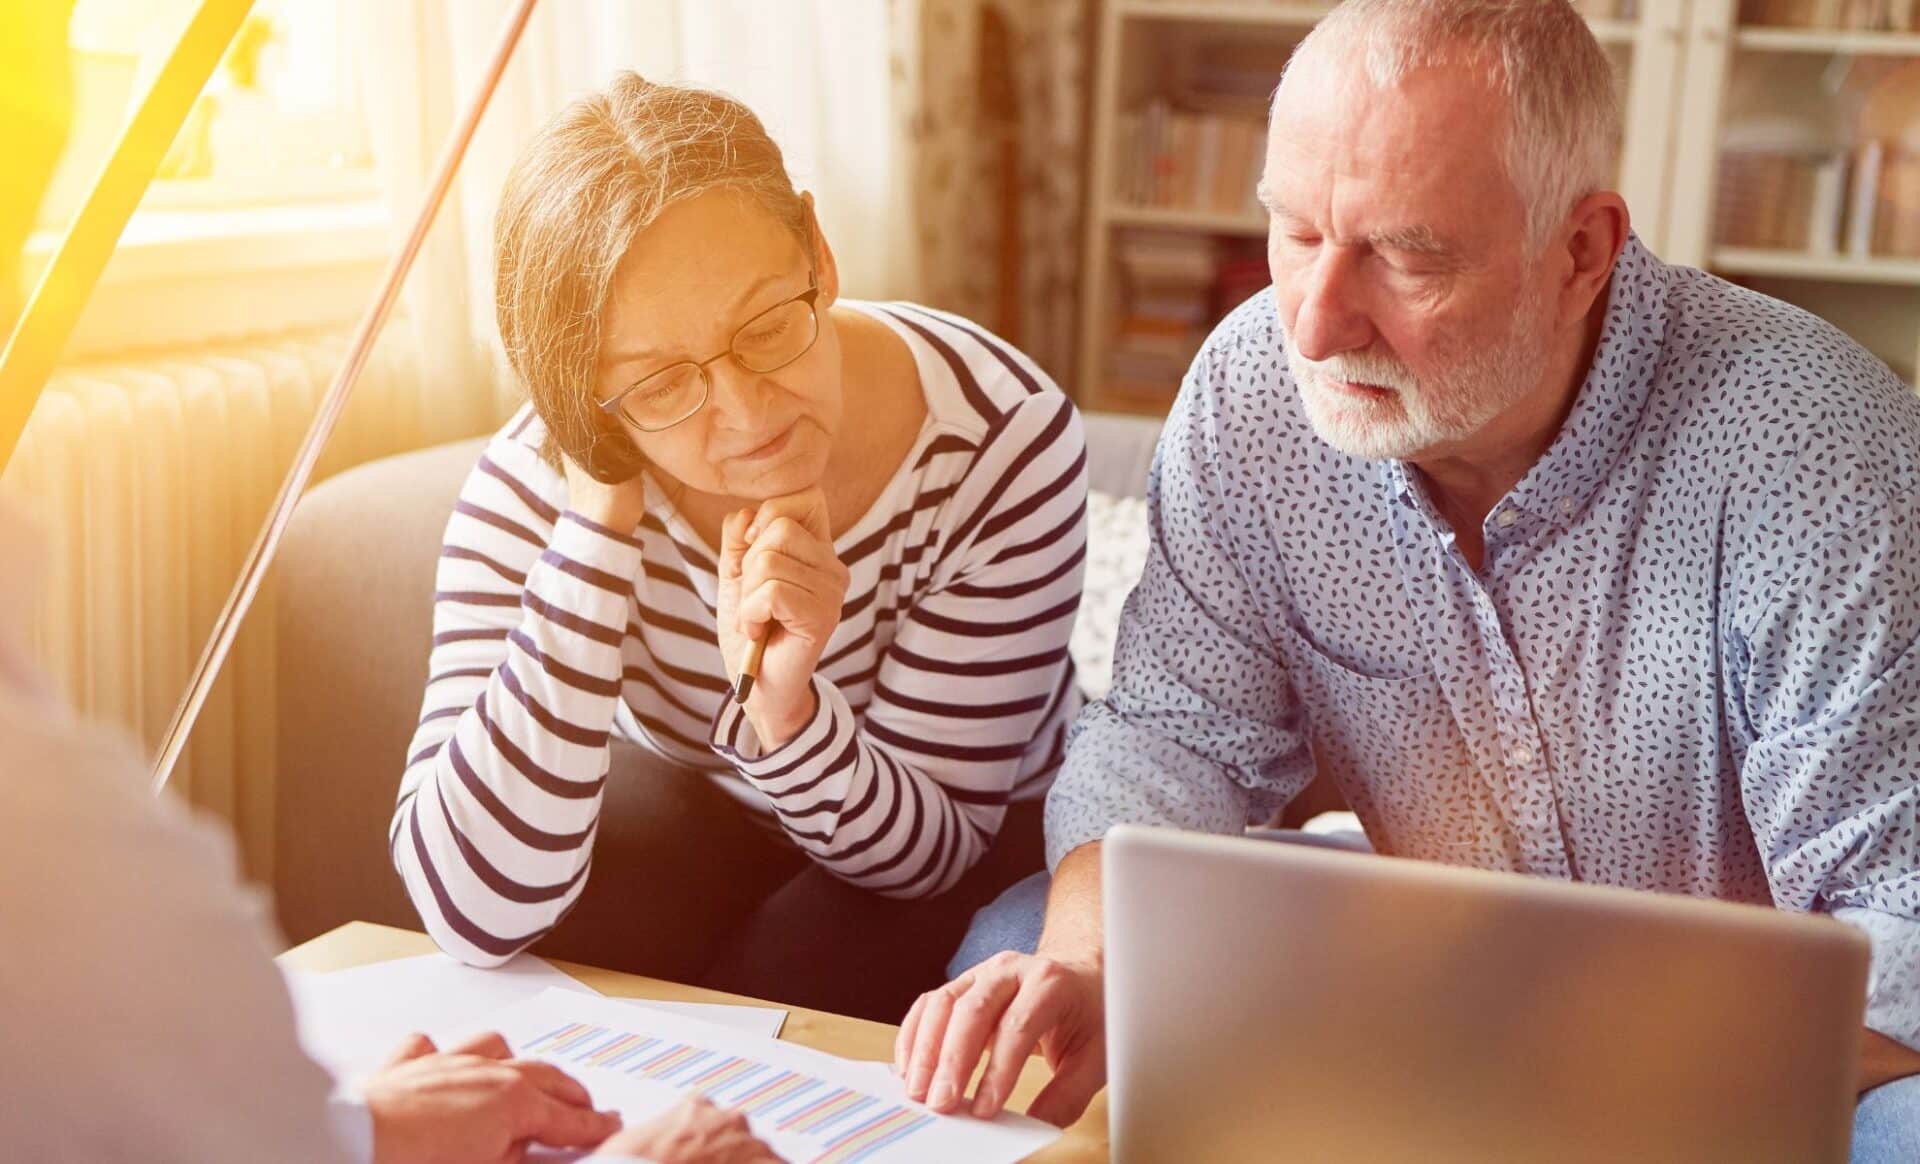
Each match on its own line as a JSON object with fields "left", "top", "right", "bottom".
{"left": 734, "top": 634, "right": 767, "bottom": 704}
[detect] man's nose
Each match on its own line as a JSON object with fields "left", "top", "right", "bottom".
{"left": 1287, "top": 248, "right": 1375, "bottom": 362}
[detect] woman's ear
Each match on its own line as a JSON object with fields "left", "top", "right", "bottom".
{"left": 802, "top": 192, "right": 841, "bottom": 306}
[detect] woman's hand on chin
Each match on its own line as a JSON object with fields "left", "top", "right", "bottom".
{"left": 717, "top": 487, "right": 849, "bottom": 750}
{"left": 562, "top": 453, "right": 650, "bottom": 536}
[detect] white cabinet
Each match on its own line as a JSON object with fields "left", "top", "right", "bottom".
{"left": 1669, "top": 0, "right": 1920, "bottom": 380}
{"left": 1076, "top": 0, "right": 1920, "bottom": 412}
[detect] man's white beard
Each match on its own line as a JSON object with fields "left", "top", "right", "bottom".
{"left": 1283, "top": 291, "right": 1548, "bottom": 461}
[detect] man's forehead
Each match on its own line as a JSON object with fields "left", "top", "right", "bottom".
{"left": 1266, "top": 60, "right": 1513, "bottom": 210}
{"left": 1277, "top": 41, "right": 1509, "bottom": 141}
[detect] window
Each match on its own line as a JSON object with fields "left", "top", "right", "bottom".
{"left": 37, "top": 0, "right": 375, "bottom": 233}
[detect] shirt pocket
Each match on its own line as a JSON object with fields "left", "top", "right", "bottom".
{"left": 1274, "top": 616, "right": 1485, "bottom": 857}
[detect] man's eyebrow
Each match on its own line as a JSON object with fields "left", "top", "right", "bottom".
{"left": 600, "top": 272, "right": 786, "bottom": 369}
{"left": 1252, "top": 187, "right": 1455, "bottom": 260}
{"left": 1368, "top": 224, "right": 1452, "bottom": 257}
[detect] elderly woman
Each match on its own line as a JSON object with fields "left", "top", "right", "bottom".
{"left": 389, "top": 73, "right": 1086, "bottom": 1020}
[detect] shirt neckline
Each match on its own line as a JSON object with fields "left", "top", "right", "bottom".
{"left": 1382, "top": 233, "right": 1670, "bottom": 537}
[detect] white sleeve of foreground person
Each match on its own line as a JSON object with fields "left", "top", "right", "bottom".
{"left": 0, "top": 640, "right": 660, "bottom": 1164}
{"left": 0, "top": 498, "right": 660, "bottom": 1163}
{"left": 0, "top": 690, "right": 355, "bottom": 1162}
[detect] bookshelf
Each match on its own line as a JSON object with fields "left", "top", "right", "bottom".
{"left": 1118, "top": 1, "right": 1334, "bottom": 25}
{"left": 1108, "top": 204, "right": 1269, "bottom": 235}
{"left": 1075, "top": 0, "right": 1920, "bottom": 415}
{"left": 1670, "top": 0, "right": 1920, "bottom": 382}
{"left": 1074, "top": 0, "right": 1687, "bottom": 416}
{"left": 1712, "top": 246, "right": 1920, "bottom": 284}
{"left": 1735, "top": 27, "right": 1920, "bottom": 53}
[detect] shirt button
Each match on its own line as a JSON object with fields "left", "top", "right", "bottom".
{"left": 1494, "top": 509, "right": 1519, "bottom": 528}
{"left": 1508, "top": 742, "right": 1535, "bottom": 766}
{"left": 1558, "top": 497, "right": 1576, "bottom": 516}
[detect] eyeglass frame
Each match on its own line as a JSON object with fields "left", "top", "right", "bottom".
{"left": 598, "top": 270, "right": 822, "bottom": 434}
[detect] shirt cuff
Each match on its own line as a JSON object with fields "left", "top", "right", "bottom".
{"left": 325, "top": 1092, "right": 375, "bottom": 1164}
{"left": 1042, "top": 700, "right": 1280, "bottom": 870}
{"left": 1833, "top": 904, "right": 1920, "bottom": 1051}
{"left": 709, "top": 674, "right": 852, "bottom": 781}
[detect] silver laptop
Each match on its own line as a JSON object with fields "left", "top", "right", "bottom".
{"left": 1103, "top": 824, "right": 1870, "bottom": 1164}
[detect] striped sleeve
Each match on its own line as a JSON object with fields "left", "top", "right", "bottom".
{"left": 390, "top": 436, "right": 639, "bottom": 966}
{"left": 710, "top": 392, "right": 1088, "bottom": 898}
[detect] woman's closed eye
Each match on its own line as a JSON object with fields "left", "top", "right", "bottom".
{"left": 634, "top": 379, "right": 686, "bottom": 406}
{"left": 740, "top": 319, "right": 791, "bottom": 347}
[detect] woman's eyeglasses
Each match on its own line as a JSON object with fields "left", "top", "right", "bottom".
{"left": 601, "top": 274, "right": 821, "bottom": 433}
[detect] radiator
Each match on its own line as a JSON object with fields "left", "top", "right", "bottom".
{"left": 0, "top": 329, "right": 435, "bottom": 879}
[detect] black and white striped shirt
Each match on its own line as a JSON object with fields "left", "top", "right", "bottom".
{"left": 391, "top": 302, "right": 1089, "bottom": 964}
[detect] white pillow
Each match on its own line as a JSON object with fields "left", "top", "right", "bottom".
{"left": 1070, "top": 490, "right": 1151, "bottom": 701}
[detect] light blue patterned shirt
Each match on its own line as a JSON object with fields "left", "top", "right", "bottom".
{"left": 1049, "top": 236, "right": 1920, "bottom": 1048}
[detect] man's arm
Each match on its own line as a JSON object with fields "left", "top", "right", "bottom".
{"left": 1035, "top": 841, "right": 1105, "bottom": 967}
{"left": 1861, "top": 1031, "right": 1920, "bottom": 1093}
{"left": 895, "top": 318, "right": 1317, "bottom": 1126}
{"left": 1732, "top": 489, "right": 1920, "bottom": 1090}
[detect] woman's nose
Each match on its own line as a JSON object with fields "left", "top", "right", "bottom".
{"left": 704, "top": 358, "right": 769, "bottom": 430}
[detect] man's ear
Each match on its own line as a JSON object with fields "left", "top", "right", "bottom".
{"left": 1556, "top": 190, "right": 1631, "bottom": 329}
{"left": 802, "top": 192, "right": 842, "bottom": 306}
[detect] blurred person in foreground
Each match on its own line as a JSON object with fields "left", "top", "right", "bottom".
{"left": 0, "top": 7, "right": 774, "bottom": 1163}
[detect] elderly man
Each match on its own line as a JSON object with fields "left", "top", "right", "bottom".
{"left": 895, "top": 0, "right": 1920, "bottom": 1158}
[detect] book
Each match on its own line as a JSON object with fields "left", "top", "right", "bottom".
{"left": 1849, "top": 139, "right": 1885, "bottom": 256}
{"left": 1808, "top": 152, "right": 1847, "bottom": 254}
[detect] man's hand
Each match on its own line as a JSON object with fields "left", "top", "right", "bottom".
{"left": 596, "top": 1096, "right": 783, "bottom": 1162}
{"left": 362, "top": 1032, "right": 622, "bottom": 1164}
{"left": 894, "top": 841, "right": 1109, "bottom": 1128}
{"left": 716, "top": 487, "right": 848, "bottom": 749}
{"left": 563, "top": 453, "right": 650, "bottom": 536}
{"left": 893, "top": 950, "right": 1107, "bottom": 1128}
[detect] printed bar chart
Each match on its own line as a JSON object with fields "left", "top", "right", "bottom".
{"left": 525, "top": 1021, "right": 936, "bottom": 1163}
{"left": 493, "top": 990, "right": 1054, "bottom": 1164}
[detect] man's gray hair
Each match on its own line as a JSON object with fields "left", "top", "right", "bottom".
{"left": 1282, "top": 0, "right": 1621, "bottom": 252}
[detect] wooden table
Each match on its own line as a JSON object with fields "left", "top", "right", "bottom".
{"left": 282, "top": 922, "right": 1109, "bottom": 1162}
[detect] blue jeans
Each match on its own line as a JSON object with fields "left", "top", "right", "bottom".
{"left": 949, "top": 845, "right": 1920, "bottom": 1161}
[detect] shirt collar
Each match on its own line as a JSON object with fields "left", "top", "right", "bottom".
{"left": 1508, "top": 233, "right": 1667, "bottom": 530}
{"left": 1381, "top": 232, "right": 1669, "bottom": 535}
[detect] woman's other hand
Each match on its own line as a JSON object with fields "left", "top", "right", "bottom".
{"left": 717, "top": 487, "right": 849, "bottom": 749}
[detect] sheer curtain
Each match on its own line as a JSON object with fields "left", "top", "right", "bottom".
{"left": 905, "top": 0, "right": 1089, "bottom": 385}
{"left": 348, "top": 0, "right": 920, "bottom": 437}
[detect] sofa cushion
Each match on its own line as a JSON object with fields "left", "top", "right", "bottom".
{"left": 1071, "top": 490, "right": 1150, "bottom": 700}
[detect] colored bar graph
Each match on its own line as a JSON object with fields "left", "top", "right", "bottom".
{"left": 520, "top": 1021, "right": 941, "bottom": 1163}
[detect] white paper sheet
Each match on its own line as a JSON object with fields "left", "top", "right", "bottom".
{"left": 285, "top": 953, "right": 786, "bottom": 1081}
{"left": 492, "top": 988, "right": 1058, "bottom": 1164}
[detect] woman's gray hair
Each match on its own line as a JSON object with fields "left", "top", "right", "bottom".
{"left": 1283, "top": 0, "right": 1621, "bottom": 253}
{"left": 494, "top": 71, "right": 810, "bottom": 467}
